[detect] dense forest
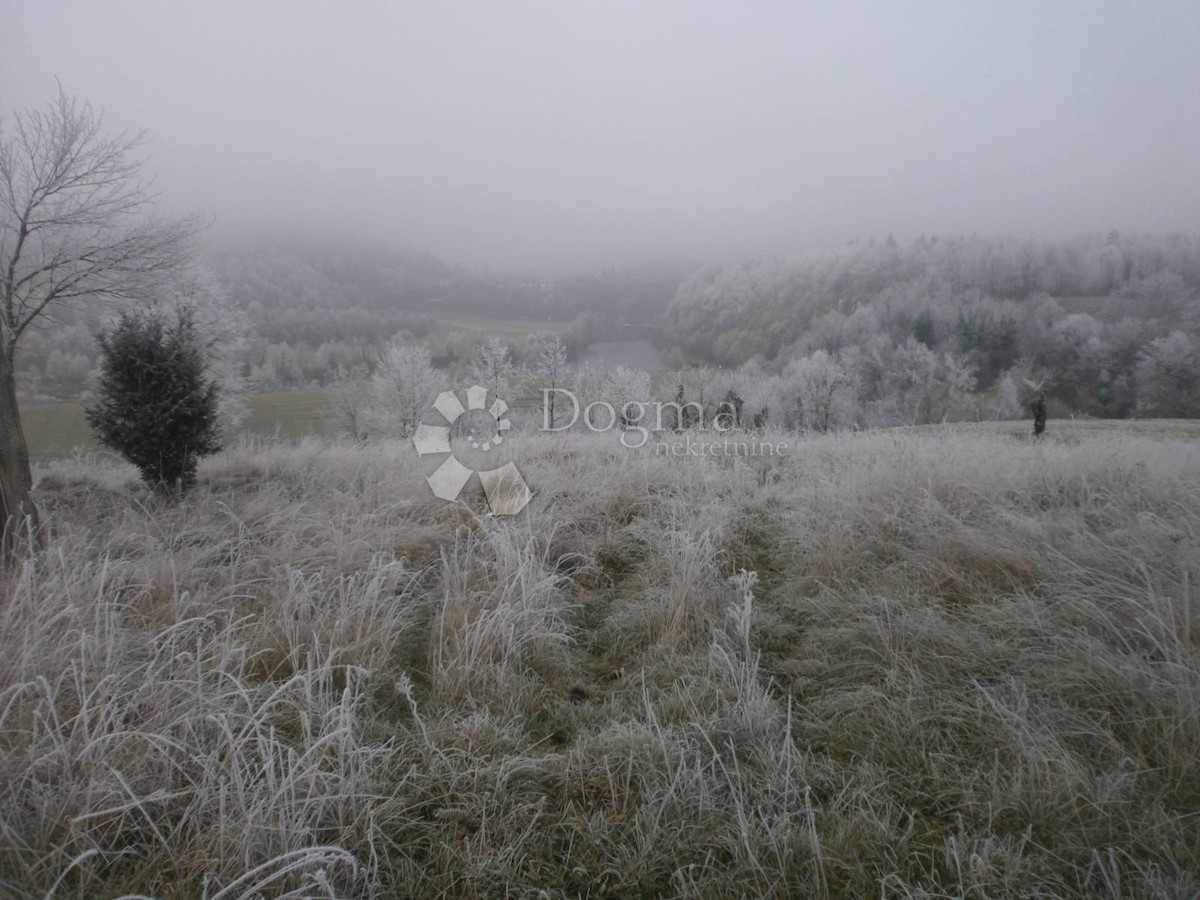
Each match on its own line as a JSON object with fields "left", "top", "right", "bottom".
{"left": 664, "top": 232, "right": 1200, "bottom": 421}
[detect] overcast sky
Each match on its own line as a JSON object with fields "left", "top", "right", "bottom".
{"left": 4, "top": 1, "right": 1199, "bottom": 272}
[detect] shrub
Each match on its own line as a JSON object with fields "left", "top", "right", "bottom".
{"left": 86, "top": 305, "right": 222, "bottom": 493}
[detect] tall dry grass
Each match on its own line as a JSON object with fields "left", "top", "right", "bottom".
{"left": 1, "top": 426, "right": 1197, "bottom": 897}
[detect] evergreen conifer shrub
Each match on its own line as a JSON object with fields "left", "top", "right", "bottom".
{"left": 86, "top": 306, "right": 222, "bottom": 493}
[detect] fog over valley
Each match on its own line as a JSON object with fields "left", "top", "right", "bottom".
{"left": 5, "top": 0, "right": 1200, "bottom": 271}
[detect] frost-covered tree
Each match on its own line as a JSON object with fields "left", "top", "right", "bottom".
{"left": 470, "top": 336, "right": 515, "bottom": 398}
{"left": 531, "top": 334, "right": 570, "bottom": 427}
{"left": 881, "top": 339, "right": 976, "bottom": 426}
{"left": 1035, "top": 314, "right": 1107, "bottom": 413}
{"left": 736, "top": 364, "right": 781, "bottom": 431}
{"left": 676, "top": 366, "right": 722, "bottom": 424}
{"left": 328, "top": 364, "right": 371, "bottom": 441}
{"left": 782, "top": 350, "right": 853, "bottom": 432}
{"left": 365, "top": 340, "right": 444, "bottom": 438}
{"left": 1136, "top": 331, "right": 1200, "bottom": 417}
{"left": 605, "top": 366, "right": 652, "bottom": 428}
{"left": 569, "top": 364, "right": 606, "bottom": 422}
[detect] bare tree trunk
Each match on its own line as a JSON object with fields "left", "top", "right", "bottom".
{"left": 0, "top": 343, "right": 39, "bottom": 563}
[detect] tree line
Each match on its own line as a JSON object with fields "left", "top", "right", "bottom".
{"left": 664, "top": 233, "right": 1200, "bottom": 419}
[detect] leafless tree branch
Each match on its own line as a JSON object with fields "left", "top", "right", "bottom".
{"left": 1, "top": 89, "right": 202, "bottom": 351}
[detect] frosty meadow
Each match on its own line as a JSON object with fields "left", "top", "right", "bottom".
{"left": 2, "top": 422, "right": 1199, "bottom": 896}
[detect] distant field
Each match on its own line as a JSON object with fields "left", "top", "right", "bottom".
{"left": 576, "top": 338, "right": 664, "bottom": 371}
{"left": 20, "top": 389, "right": 335, "bottom": 462}
{"left": 22, "top": 387, "right": 1200, "bottom": 462}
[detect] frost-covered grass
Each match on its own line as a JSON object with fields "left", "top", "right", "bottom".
{"left": 2, "top": 425, "right": 1199, "bottom": 898}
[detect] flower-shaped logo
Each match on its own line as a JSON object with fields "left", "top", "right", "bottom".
{"left": 412, "top": 385, "right": 531, "bottom": 515}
